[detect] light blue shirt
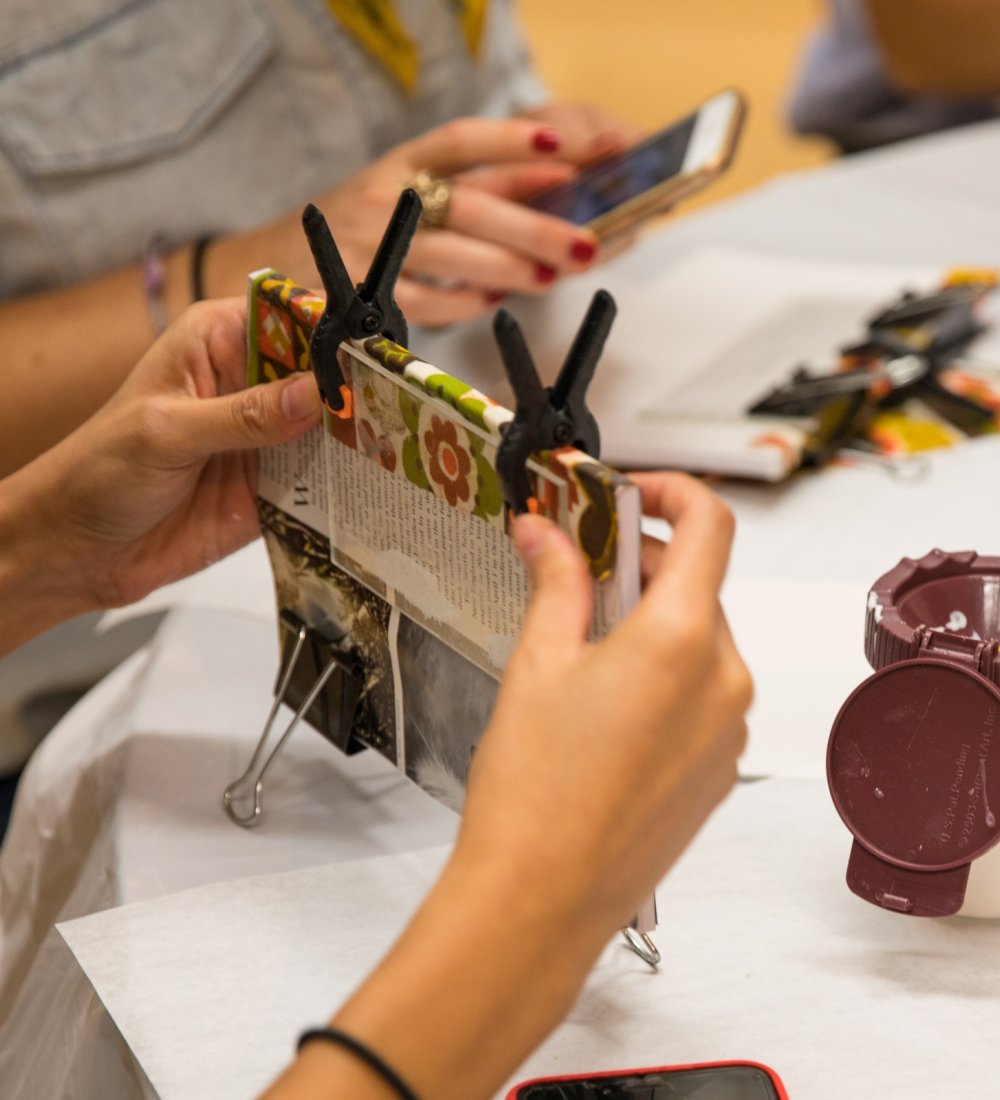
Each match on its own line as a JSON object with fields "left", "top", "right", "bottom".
{"left": 0, "top": 0, "right": 547, "bottom": 295}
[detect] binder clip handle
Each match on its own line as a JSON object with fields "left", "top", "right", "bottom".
{"left": 302, "top": 189, "right": 421, "bottom": 409}
{"left": 222, "top": 614, "right": 363, "bottom": 827}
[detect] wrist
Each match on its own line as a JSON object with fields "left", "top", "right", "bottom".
{"left": 446, "top": 825, "right": 615, "bottom": 961}
{"left": 162, "top": 244, "right": 197, "bottom": 327}
{"left": 454, "top": 796, "right": 637, "bottom": 943}
{"left": 321, "top": 841, "right": 610, "bottom": 1100}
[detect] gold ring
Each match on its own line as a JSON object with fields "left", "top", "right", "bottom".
{"left": 406, "top": 169, "right": 454, "bottom": 229}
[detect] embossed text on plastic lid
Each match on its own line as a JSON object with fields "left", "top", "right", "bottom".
{"left": 828, "top": 657, "right": 1000, "bottom": 915}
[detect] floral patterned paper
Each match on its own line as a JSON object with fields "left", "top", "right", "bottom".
{"left": 249, "top": 268, "right": 632, "bottom": 577}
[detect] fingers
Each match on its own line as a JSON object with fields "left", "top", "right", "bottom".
{"left": 715, "top": 606, "right": 755, "bottom": 725}
{"left": 579, "top": 128, "right": 633, "bottom": 164}
{"left": 607, "top": 473, "right": 737, "bottom": 677}
{"left": 512, "top": 513, "right": 592, "bottom": 660}
{"left": 398, "top": 180, "right": 599, "bottom": 318}
{"left": 199, "top": 298, "right": 253, "bottom": 395}
{"left": 405, "top": 230, "right": 529, "bottom": 293}
{"left": 123, "top": 298, "right": 248, "bottom": 400}
{"left": 464, "top": 162, "right": 578, "bottom": 201}
{"left": 519, "top": 100, "right": 642, "bottom": 165}
{"left": 446, "top": 185, "right": 597, "bottom": 273}
{"left": 628, "top": 472, "right": 735, "bottom": 605}
{"left": 325, "top": 118, "right": 605, "bottom": 330}
{"left": 395, "top": 276, "right": 496, "bottom": 328}
{"left": 639, "top": 530, "right": 667, "bottom": 588}
{"left": 405, "top": 227, "right": 566, "bottom": 297}
{"left": 402, "top": 117, "right": 566, "bottom": 176}
{"left": 171, "top": 372, "right": 323, "bottom": 460}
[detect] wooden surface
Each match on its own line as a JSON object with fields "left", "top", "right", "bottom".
{"left": 516, "top": 0, "right": 836, "bottom": 216}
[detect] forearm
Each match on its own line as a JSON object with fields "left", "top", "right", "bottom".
{"left": 263, "top": 839, "right": 612, "bottom": 1100}
{"left": 0, "top": 252, "right": 189, "bottom": 476}
{"left": 0, "top": 214, "right": 308, "bottom": 478}
{"left": 866, "top": 0, "right": 1000, "bottom": 96}
{"left": 0, "top": 460, "right": 96, "bottom": 656}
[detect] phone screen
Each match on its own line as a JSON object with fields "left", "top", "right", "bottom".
{"left": 514, "top": 1064, "right": 782, "bottom": 1099}
{"left": 526, "top": 112, "right": 698, "bottom": 226}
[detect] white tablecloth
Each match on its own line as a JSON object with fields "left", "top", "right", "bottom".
{"left": 0, "top": 604, "right": 459, "bottom": 1097}
{"left": 59, "top": 776, "right": 1000, "bottom": 1100}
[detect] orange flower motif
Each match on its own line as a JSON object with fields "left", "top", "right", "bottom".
{"left": 423, "top": 415, "right": 472, "bottom": 506}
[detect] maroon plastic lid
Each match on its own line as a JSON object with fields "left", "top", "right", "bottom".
{"left": 828, "top": 657, "right": 1000, "bottom": 916}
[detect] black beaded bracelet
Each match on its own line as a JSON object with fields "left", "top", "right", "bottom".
{"left": 296, "top": 1027, "right": 421, "bottom": 1100}
{"left": 190, "top": 233, "right": 216, "bottom": 302}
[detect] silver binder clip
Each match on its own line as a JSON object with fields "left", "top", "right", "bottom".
{"left": 223, "top": 615, "right": 360, "bottom": 827}
{"left": 621, "top": 892, "right": 660, "bottom": 968}
{"left": 622, "top": 927, "right": 661, "bottom": 968}
{"left": 838, "top": 444, "right": 931, "bottom": 483}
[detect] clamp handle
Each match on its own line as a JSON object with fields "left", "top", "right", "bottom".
{"left": 494, "top": 290, "right": 615, "bottom": 513}
{"left": 302, "top": 189, "right": 421, "bottom": 408}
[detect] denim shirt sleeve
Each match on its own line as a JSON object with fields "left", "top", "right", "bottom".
{"left": 0, "top": 0, "right": 546, "bottom": 297}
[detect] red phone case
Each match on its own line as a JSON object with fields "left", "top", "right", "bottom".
{"left": 506, "top": 1059, "right": 789, "bottom": 1099}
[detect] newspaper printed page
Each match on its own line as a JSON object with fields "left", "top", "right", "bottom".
{"left": 257, "top": 425, "right": 328, "bottom": 537}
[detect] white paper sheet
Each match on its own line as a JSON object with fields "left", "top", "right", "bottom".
{"left": 0, "top": 605, "right": 461, "bottom": 1098}
{"left": 59, "top": 777, "right": 1000, "bottom": 1100}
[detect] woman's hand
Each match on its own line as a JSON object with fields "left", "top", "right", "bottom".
{"left": 0, "top": 112, "right": 632, "bottom": 475}
{"left": 0, "top": 298, "right": 322, "bottom": 654}
{"left": 232, "top": 117, "right": 607, "bottom": 328}
{"left": 522, "top": 98, "right": 641, "bottom": 163}
{"left": 461, "top": 471, "right": 752, "bottom": 932}
{"left": 269, "top": 473, "right": 752, "bottom": 1100}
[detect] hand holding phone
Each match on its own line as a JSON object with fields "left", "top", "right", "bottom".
{"left": 526, "top": 89, "right": 747, "bottom": 241}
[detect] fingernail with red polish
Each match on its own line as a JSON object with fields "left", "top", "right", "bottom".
{"left": 533, "top": 128, "right": 561, "bottom": 153}
{"left": 484, "top": 291, "right": 506, "bottom": 304}
{"left": 570, "top": 239, "right": 596, "bottom": 263}
{"left": 535, "top": 263, "right": 557, "bottom": 284}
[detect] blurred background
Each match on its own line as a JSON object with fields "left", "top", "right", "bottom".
{"left": 517, "top": 0, "right": 835, "bottom": 214}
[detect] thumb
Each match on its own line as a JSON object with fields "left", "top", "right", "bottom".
{"left": 513, "top": 513, "right": 592, "bottom": 656}
{"left": 177, "top": 373, "right": 323, "bottom": 458}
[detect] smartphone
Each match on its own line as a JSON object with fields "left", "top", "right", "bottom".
{"left": 526, "top": 88, "right": 747, "bottom": 240}
{"left": 506, "top": 1060, "right": 788, "bottom": 1099}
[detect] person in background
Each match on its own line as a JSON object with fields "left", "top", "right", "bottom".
{"left": 0, "top": 0, "right": 635, "bottom": 476}
{"left": 0, "top": 297, "right": 752, "bottom": 1099}
{"left": 787, "top": 0, "right": 1000, "bottom": 153}
{"left": 865, "top": 0, "right": 1000, "bottom": 96}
